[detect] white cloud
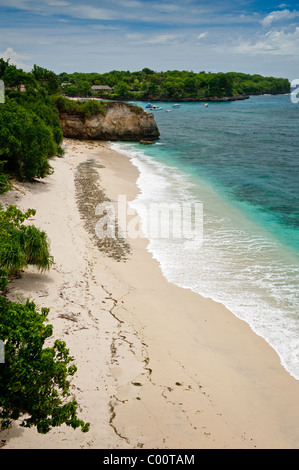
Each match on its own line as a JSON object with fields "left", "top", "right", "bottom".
{"left": 153, "top": 3, "right": 180, "bottom": 13}
{"left": 198, "top": 31, "right": 208, "bottom": 40}
{"left": 69, "top": 5, "right": 118, "bottom": 20}
{"left": 1, "top": 47, "right": 32, "bottom": 70}
{"left": 235, "top": 27, "right": 299, "bottom": 56}
{"left": 262, "top": 9, "right": 297, "bottom": 27}
{"left": 144, "top": 34, "right": 180, "bottom": 45}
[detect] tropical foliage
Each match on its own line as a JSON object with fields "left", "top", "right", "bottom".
{"left": 0, "top": 296, "right": 89, "bottom": 434}
{"left": 0, "top": 63, "right": 88, "bottom": 433}
{"left": 0, "top": 205, "right": 89, "bottom": 434}
{"left": 0, "top": 59, "right": 63, "bottom": 185}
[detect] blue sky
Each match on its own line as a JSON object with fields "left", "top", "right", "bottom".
{"left": 0, "top": 0, "right": 299, "bottom": 78}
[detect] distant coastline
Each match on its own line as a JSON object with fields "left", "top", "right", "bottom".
{"left": 60, "top": 69, "right": 290, "bottom": 103}
{"left": 63, "top": 90, "right": 290, "bottom": 104}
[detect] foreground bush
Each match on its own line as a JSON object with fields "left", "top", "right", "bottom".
{"left": 0, "top": 297, "right": 90, "bottom": 434}
{"left": 0, "top": 205, "right": 89, "bottom": 433}
{"left": 0, "top": 205, "right": 53, "bottom": 291}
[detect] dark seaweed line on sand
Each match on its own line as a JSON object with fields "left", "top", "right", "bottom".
{"left": 75, "top": 159, "right": 131, "bottom": 262}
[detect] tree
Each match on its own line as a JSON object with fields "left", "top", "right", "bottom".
{"left": 0, "top": 297, "right": 90, "bottom": 434}
{"left": 77, "top": 80, "right": 92, "bottom": 97}
{"left": 32, "top": 65, "right": 59, "bottom": 94}
{"left": 0, "top": 100, "right": 54, "bottom": 181}
{"left": 114, "top": 81, "right": 130, "bottom": 98}
{"left": 184, "top": 76, "right": 199, "bottom": 94}
{"left": 66, "top": 84, "right": 78, "bottom": 97}
{"left": 0, "top": 58, "right": 10, "bottom": 77}
{"left": 207, "top": 73, "right": 233, "bottom": 97}
{"left": 142, "top": 68, "right": 155, "bottom": 75}
{"left": 2, "top": 65, "right": 36, "bottom": 91}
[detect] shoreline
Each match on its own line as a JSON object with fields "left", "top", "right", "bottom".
{"left": 65, "top": 91, "right": 290, "bottom": 103}
{"left": 1, "top": 139, "right": 299, "bottom": 449}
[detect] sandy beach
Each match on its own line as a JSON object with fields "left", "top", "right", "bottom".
{"left": 1, "top": 138, "right": 299, "bottom": 449}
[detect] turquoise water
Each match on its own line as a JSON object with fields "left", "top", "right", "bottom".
{"left": 110, "top": 94, "right": 299, "bottom": 379}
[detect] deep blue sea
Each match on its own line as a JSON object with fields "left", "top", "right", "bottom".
{"left": 110, "top": 94, "right": 299, "bottom": 380}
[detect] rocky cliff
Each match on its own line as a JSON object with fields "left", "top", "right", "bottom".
{"left": 59, "top": 101, "right": 160, "bottom": 141}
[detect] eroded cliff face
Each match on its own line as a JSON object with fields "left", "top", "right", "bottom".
{"left": 59, "top": 101, "right": 160, "bottom": 141}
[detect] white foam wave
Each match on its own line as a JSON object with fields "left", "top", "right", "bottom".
{"left": 110, "top": 142, "right": 299, "bottom": 380}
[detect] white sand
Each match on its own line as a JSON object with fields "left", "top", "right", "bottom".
{"left": 1, "top": 139, "right": 298, "bottom": 449}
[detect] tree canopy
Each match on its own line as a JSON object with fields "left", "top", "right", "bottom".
{"left": 58, "top": 69, "right": 290, "bottom": 101}
{"left": 0, "top": 62, "right": 64, "bottom": 185}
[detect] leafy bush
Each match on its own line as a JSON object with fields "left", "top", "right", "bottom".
{"left": 0, "top": 205, "right": 53, "bottom": 290}
{"left": 0, "top": 296, "right": 90, "bottom": 434}
{"left": 0, "top": 163, "right": 11, "bottom": 195}
{"left": 0, "top": 100, "right": 56, "bottom": 181}
{"left": 52, "top": 95, "right": 107, "bottom": 117}
{"left": 80, "top": 99, "right": 107, "bottom": 117}
{"left": 0, "top": 62, "right": 64, "bottom": 184}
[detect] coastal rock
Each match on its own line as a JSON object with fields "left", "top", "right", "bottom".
{"left": 59, "top": 101, "right": 160, "bottom": 141}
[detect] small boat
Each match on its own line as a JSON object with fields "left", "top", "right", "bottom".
{"left": 149, "top": 105, "right": 163, "bottom": 110}
{"left": 172, "top": 104, "right": 180, "bottom": 108}
{"left": 145, "top": 103, "right": 153, "bottom": 108}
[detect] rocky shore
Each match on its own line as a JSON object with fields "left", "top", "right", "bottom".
{"left": 59, "top": 101, "right": 160, "bottom": 141}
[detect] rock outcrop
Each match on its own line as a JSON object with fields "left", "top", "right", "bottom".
{"left": 59, "top": 101, "right": 160, "bottom": 141}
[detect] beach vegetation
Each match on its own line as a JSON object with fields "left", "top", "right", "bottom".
{"left": 0, "top": 163, "right": 11, "bottom": 195}
{"left": 0, "top": 205, "right": 53, "bottom": 290}
{"left": 0, "top": 61, "right": 64, "bottom": 184}
{"left": 53, "top": 95, "right": 107, "bottom": 117}
{"left": 0, "top": 205, "right": 90, "bottom": 434}
{"left": 0, "top": 59, "right": 89, "bottom": 436}
{"left": 0, "top": 296, "right": 90, "bottom": 434}
{"left": 0, "top": 100, "right": 54, "bottom": 181}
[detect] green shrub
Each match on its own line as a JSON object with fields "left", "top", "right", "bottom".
{"left": 0, "top": 205, "right": 53, "bottom": 289}
{"left": 52, "top": 95, "right": 107, "bottom": 117}
{"left": 0, "top": 162, "right": 11, "bottom": 195}
{"left": 0, "top": 101, "right": 55, "bottom": 181}
{"left": 0, "top": 296, "right": 90, "bottom": 433}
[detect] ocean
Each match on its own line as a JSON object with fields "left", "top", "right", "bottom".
{"left": 110, "top": 94, "right": 299, "bottom": 380}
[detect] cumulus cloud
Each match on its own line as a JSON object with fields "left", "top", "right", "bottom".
{"left": 262, "top": 9, "right": 297, "bottom": 27}
{"left": 235, "top": 27, "right": 299, "bottom": 56}
{"left": 198, "top": 31, "right": 208, "bottom": 40}
{"left": 1, "top": 47, "right": 32, "bottom": 70}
